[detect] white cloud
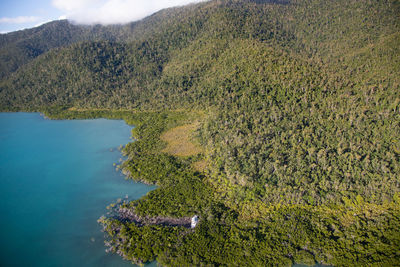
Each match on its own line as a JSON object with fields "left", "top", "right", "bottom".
{"left": 51, "top": 0, "right": 204, "bottom": 25}
{"left": 52, "top": 0, "right": 99, "bottom": 12}
{"left": 0, "top": 16, "right": 41, "bottom": 24}
{"left": 34, "top": 20, "right": 52, "bottom": 28}
{"left": 33, "top": 16, "right": 67, "bottom": 29}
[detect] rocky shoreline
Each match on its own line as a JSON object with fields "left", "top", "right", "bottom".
{"left": 99, "top": 203, "right": 194, "bottom": 265}
{"left": 117, "top": 206, "right": 192, "bottom": 228}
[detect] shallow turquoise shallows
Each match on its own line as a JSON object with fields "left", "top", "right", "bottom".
{"left": 0, "top": 113, "right": 156, "bottom": 267}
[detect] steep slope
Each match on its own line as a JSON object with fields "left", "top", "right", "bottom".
{"left": 0, "top": 3, "right": 203, "bottom": 80}
{"left": 0, "top": 20, "right": 97, "bottom": 79}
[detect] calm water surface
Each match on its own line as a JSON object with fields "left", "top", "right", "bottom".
{"left": 0, "top": 113, "right": 156, "bottom": 267}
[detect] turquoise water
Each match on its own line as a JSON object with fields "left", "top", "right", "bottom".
{"left": 0, "top": 113, "right": 156, "bottom": 267}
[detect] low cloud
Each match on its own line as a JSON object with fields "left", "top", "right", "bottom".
{"left": 51, "top": 0, "right": 204, "bottom": 25}
{"left": 0, "top": 16, "right": 41, "bottom": 24}
{"left": 52, "top": 0, "right": 99, "bottom": 12}
{"left": 33, "top": 16, "right": 68, "bottom": 28}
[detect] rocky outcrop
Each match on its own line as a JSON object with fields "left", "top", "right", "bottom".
{"left": 117, "top": 206, "right": 192, "bottom": 228}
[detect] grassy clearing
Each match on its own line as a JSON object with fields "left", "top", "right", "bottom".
{"left": 161, "top": 122, "right": 203, "bottom": 157}
{"left": 192, "top": 160, "right": 208, "bottom": 172}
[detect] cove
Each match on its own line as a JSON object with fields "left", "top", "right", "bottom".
{"left": 0, "top": 113, "right": 156, "bottom": 267}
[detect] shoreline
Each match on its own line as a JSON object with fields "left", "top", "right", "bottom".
{"left": 3, "top": 109, "right": 399, "bottom": 266}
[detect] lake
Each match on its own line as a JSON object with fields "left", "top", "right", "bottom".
{"left": 0, "top": 113, "right": 156, "bottom": 267}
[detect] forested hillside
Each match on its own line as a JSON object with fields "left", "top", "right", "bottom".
{"left": 1, "top": 0, "right": 399, "bottom": 265}
{"left": 0, "top": 20, "right": 105, "bottom": 79}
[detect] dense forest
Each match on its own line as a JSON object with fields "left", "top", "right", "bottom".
{"left": 1, "top": 0, "right": 399, "bottom": 265}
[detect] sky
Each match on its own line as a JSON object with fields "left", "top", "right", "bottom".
{"left": 0, "top": 0, "right": 204, "bottom": 34}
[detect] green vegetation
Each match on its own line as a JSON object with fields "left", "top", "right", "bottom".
{"left": 1, "top": 0, "right": 400, "bottom": 265}
{"left": 161, "top": 122, "right": 203, "bottom": 157}
{"left": 44, "top": 107, "right": 400, "bottom": 266}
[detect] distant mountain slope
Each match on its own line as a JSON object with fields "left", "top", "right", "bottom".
{"left": 1, "top": 0, "right": 399, "bottom": 109}
{"left": 0, "top": 20, "right": 96, "bottom": 79}
{"left": 0, "top": 2, "right": 211, "bottom": 80}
